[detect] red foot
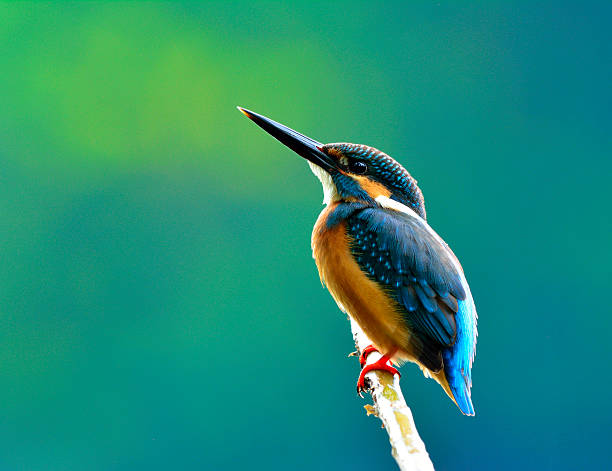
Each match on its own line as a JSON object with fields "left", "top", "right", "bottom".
{"left": 356, "top": 345, "right": 400, "bottom": 396}
{"left": 359, "top": 345, "right": 380, "bottom": 367}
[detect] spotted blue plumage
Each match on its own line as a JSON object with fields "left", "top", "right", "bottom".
{"left": 329, "top": 202, "right": 476, "bottom": 415}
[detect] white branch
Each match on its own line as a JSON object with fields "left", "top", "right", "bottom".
{"left": 351, "top": 319, "right": 435, "bottom": 471}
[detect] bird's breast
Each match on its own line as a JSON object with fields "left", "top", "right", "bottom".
{"left": 311, "top": 203, "right": 414, "bottom": 360}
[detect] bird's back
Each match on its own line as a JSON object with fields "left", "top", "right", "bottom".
{"left": 312, "top": 199, "right": 477, "bottom": 415}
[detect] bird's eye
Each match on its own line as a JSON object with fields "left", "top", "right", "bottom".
{"left": 348, "top": 160, "right": 368, "bottom": 174}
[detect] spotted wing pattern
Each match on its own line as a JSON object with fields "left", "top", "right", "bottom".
{"left": 346, "top": 206, "right": 466, "bottom": 371}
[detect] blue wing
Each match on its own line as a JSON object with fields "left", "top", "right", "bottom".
{"left": 345, "top": 205, "right": 477, "bottom": 413}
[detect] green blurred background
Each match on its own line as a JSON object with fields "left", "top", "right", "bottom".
{"left": 1, "top": 2, "right": 610, "bottom": 470}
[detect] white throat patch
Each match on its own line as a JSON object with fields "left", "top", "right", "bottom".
{"left": 308, "top": 162, "right": 338, "bottom": 205}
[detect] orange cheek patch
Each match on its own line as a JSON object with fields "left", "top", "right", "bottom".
{"left": 354, "top": 176, "right": 391, "bottom": 199}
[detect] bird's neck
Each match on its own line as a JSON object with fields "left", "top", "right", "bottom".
{"left": 388, "top": 186, "right": 426, "bottom": 220}
{"left": 333, "top": 172, "right": 426, "bottom": 220}
{"left": 309, "top": 163, "right": 426, "bottom": 220}
{"left": 320, "top": 200, "right": 369, "bottom": 230}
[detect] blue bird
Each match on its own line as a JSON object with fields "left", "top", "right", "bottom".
{"left": 238, "top": 107, "right": 478, "bottom": 415}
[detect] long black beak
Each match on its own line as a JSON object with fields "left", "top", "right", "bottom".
{"left": 237, "top": 107, "right": 336, "bottom": 172}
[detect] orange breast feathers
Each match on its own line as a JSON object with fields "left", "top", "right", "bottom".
{"left": 311, "top": 203, "right": 416, "bottom": 363}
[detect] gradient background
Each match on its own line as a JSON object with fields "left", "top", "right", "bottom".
{"left": 1, "top": 2, "right": 610, "bottom": 470}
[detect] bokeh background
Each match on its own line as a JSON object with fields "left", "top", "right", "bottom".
{"left": 1, "top": 2, "right": 610, "bottom": 470}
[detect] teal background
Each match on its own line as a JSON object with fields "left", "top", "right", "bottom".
{"left": 1, "top": 2, "right": 610, "bottom": 470}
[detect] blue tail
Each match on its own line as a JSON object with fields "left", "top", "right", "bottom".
{"left": 443, "top": 359, "right": 475, "bottom": 416}
{"left": 442, "top": 296, "right": 477, "bottom": 416}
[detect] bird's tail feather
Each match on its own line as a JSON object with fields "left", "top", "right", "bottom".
{"left": 441, "top": 348, "right": 475, "bottom": 416}
{"left": 449, "top": 378, "right": 474, "bottom": 416}
{"left": 432, "top": 362, "right": 475, "bottom": 416}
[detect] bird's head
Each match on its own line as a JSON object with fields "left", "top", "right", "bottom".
{"left": 238, "top": 107, "right": 426, "bottom": 219}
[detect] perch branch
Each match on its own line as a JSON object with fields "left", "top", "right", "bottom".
{"left": 351, "top": 319, "right": 435, "bottom": 471}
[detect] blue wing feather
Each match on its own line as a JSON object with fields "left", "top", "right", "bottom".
{"left": 343, "top": 205, "right": 477, "bottom": 413}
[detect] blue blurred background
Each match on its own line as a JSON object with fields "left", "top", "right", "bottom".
{"left": 1, "top": 2, "right": 610, "bottom": 470}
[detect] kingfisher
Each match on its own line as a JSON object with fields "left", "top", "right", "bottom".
{"left": 238, "top": 107, "right": 478, "bottom": 416}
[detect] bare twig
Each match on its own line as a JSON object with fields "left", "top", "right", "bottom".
{"left": 351, "top": 319, "right": 435, "bottom": 471}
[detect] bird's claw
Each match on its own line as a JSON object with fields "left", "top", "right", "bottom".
{"left": 356, "top": 345, "right": 400, "bottom": 396}
{"left": 359, "top": 345, "right": 380, "bottom": 366}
